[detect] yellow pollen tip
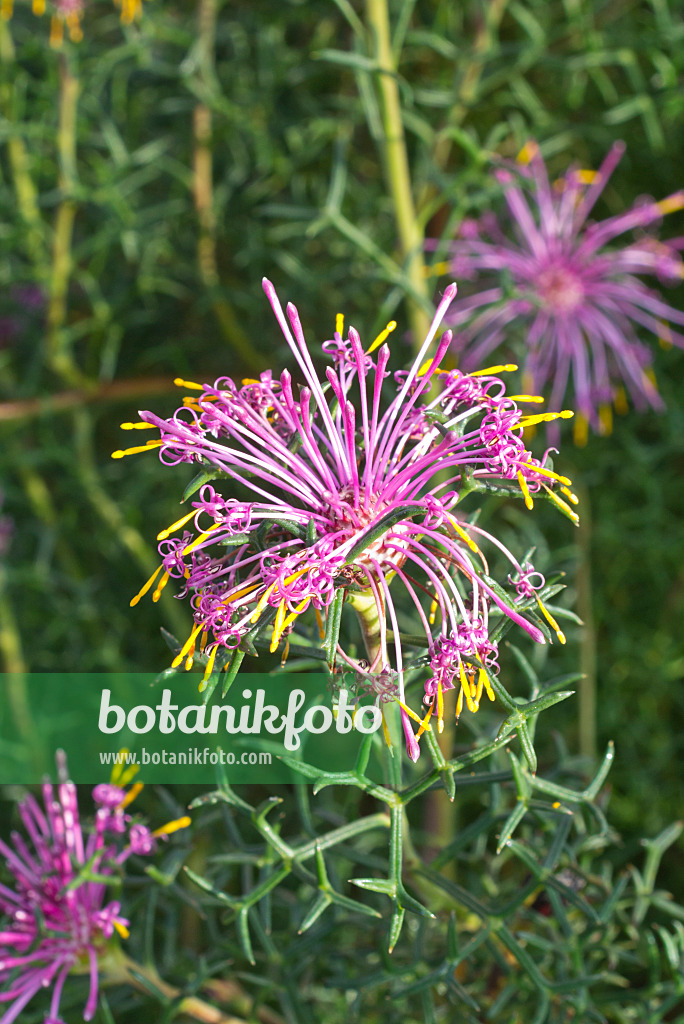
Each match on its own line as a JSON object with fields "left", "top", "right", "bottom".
{"left": 111, "top": 441, "right": 163, "bottom": 459}
{"left": 117, "top": 781, "right": 143, "bottom": 809}
{"left": 576, "top": 169, "right": 599, "bottom": 184}
{"left": 614, "top": 387, "right": 628, "bottom": 415}
{"left": 171, "top": 622, "right": 204, "bottom": 669}
{"left": 113, "top": 920, "right": 130, "bottom": 939}
{"left": 120, "top": 421, "right": 156, "bottom": 431}
{"left": 173, "top": 378, "right": 204, "bottom": 391}
{"left": 367, "top": 320, "right": 397, "bottom": 354}
{"left": 422, "top": 260, "right": 451, "bottom": 278}
{"left": 397, "top": 699, "right": 431, "bottom": 730}
{"left": 522, "top": 462, "right": 572, "bottom": 486}
{"left": 656, "top": 193, "right": 684, "bottom": 216}
{"left": 130, "top": 564, "right": 163, "bottom": 607}
{"left": 152, "top": 571, "right": 170, "bottom": 603}
{"left": 470, "top": 364, "right": 518, "bottom": 376}
{"left": 573, "top": 413, "right": 589, "bottom": 447}
{"left": 560, "top": 486, "right": 579, "bottom": 505}
{"left": 335, "top": 313, "right": 344, "bottom": 335}
{"left": 517, "top": 471, "right": 534, "bottom": 510}
{"left": 536, "top": 596, "right": 566, "bottom": 644}
{"left": 542, "top": 483, "right": 580, "bottom": 525}
{"left": 157, "top": 509, "right": 197, "bottom": 540}
{"left": 516, "top": 141, "right": 538, "bottom": 165}
{"left": 509, "top": 395, "right": 545, "bottom": 403}
{"left": 153, "top": 816, "right": 192, "bottom": 837}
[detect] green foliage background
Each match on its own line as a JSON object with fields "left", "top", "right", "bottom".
{"left": 1, "top": 1, "right": 684, "bottom": 1021}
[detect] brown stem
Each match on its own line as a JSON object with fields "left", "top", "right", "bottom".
{"left": 0, "top": 376, "right": 177, "bottom": 423}
{"left": 107, "top": 953, "right": 284, "bottom": 1024}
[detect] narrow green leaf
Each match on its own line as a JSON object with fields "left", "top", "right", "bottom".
{"left": 237, "top": 906, "right": 255, "bottom": 964}
{"left": 345, "top": 504, "right": 422, "bottom": 562}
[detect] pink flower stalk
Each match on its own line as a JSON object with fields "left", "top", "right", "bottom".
{"left": 117, "top": 280, "right": 577, "bottom": 760}
{"left": 0, "top": 754, "right": 189, "bottom": 1024}
{"left": 438, "top": 141, "right": 684, "bottom": 443}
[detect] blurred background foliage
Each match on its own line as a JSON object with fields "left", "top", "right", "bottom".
{"left": 1, "top": 0, "right": 684, "bottom": 1019}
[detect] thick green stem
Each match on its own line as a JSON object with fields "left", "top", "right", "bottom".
{"left": 365, "top": 0, "right": 431, "bottom": 351}
{"left": 348, "top": 589, "right": 384, "bottom": 666}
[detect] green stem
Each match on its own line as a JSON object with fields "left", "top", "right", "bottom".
{"left": 0, "top": 21, "right": 49, "bottom": 275}
{"left": 577, "top": 482, "right": 597, "bottom": 761}
{"left": 364, "top": 0, "right": 431, "bottom": 351}
{"left": 48, "top": 55, "right": 89, "bottom": 388}
{"left": 191, "top": 0, "right": 263, "bottom": 369}
{"left": 348, "top": 589, "right": 383, "bottom": 666}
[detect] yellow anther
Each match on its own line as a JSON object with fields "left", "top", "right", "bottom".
{"left": 111, "top": 441, "right": 163, "bottom": 459}
{"left": 445, "top": 514, "right": 481, "bottom": 555}
{"left": 517, "top": 141, "right": 538, "bottom": 165}
{"left": 517, "top": 409, "right": 574, "bottom": 428}
{"left": 470, "top": 364, "right": 518, "bottom": 376}
{"left": 153, "top": 816, "right": 192, "bottom": 837}
{"left": 119, "top": 763, "right": 141, "bottom": 788}
{"left": 157, "top": 509, "right": 197, "bottom": 541}
{"left": 560, "top": 486, "right": 579, "bottom": 505}
{"left": 599, "top": 404, "right": 613, "bottom": 435}
{"left": 416, "top": 704, "right": 433, "bottom": 739}
{"left": 314, "top": 605, "right": 325, "bottom": 640}
{"left": 397, "top": 699, "right": 431, "bottom": 731}
{"left": 542, "top": 483, "right": 580, "bottom": 525}
{"left": 130, "top": 564, "right": 163, "bottom": 607}
{"left": 120, "top": 421, "right": 157, "bottom": 431}
{"left": 576, "top": 169, "right": 599, "bottom": 185}
{"left": 536, "top": 596, "right": 566, "bottom": 644}
{"left": 171, "top": 622, "right": 204, "bottom": 669}
{"left": 417, "top": 358, "right": 446, "bottom": 377}
{"left": 49, "top": 15, "right": 64, "bottom": 46}
{"left": 573, "top": 413, "right": 588, "bottom": 447}
{"left": 656, "top": 192, "right": 684, "bottom": 216}
{"left": 241, "top": 378, "right": 260, "bottom": 385}
{"left": 367, "top": 320, "right": 397, "bottom": 355}
{"left": 509, "top": 395, "right": 545, "bottom": 403}
{"left": 174, "top": 378, "right": 204, "bottom": 391}
{"left": 422, "top": 260, "right": 451, "bottom": 278}
{"left": 458, "top": 662, "right": 478, "bottom": 713}
{"left": 118, "top": 781, "right": 144, "bottom": 810}
{"left": 658, "top": 319, "right": 673, "bottom": 350}
{"left": 335, "top": 313, "right": 344, "bottom": 336}
{"left": 381, "top": 709, "right": 393, "bottom": 750}
{"left": 33, "top": 0, "right": 45, "bottom": 11}
{"left": 521, "top": 462, "right": 572, "bottom": 487}
{"left": 280, "top": 638, "right": 290, "bottom": 668}
{"left": 199, "top": 645, "right": 219, "bottom": 686}
{"left": 270, "top": 600, "right": 288, "bottom": 653}
{"left": 66, "top": 11, "right": 82, "bottom": 41}
{"left": 517, "top": 471, "right": 534, "bottom": 510}
{"left": 181, "top": 524, "right": 222, "bottom": 556}
{"left": 455, "top": 686, "right": 464, "bottom": 718}
{"left": 481, "top": 668, "right": 495, "bottom": 702}
{"left": 437, "top": 681, "right": 444, "bottom": 733}
{"left": 152, "top": 571, "right": 170, "bottom": 603}
{"left": 113, "top": 919, "right": 130, "bottom": 939}
{"left": 0, "top": 0, "right": 13, "bottom": 18}
{"left": 429, "top": 596, "right": 438, "bottom": 626}
{"left": 614, "top": 387, "right": 628, "bottom": 415}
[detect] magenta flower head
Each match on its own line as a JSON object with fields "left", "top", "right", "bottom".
{"left": 116, "top": 280, "right": 577, "bottom": 761}
{"left": 438, "top": 141, "right": 684, "bottom": 443}
{"left": 0, "top": 752, "right": 189, "bottom": 1024}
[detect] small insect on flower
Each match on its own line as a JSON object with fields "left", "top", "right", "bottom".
{"left": 0, "top": 752, "right": 189, "bottom": 1024}
{"left": 117, "top": 280, "right": 577, "bottom": 761}
{"left": 435, "top": 141, "right": 684, "bottom": 443}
